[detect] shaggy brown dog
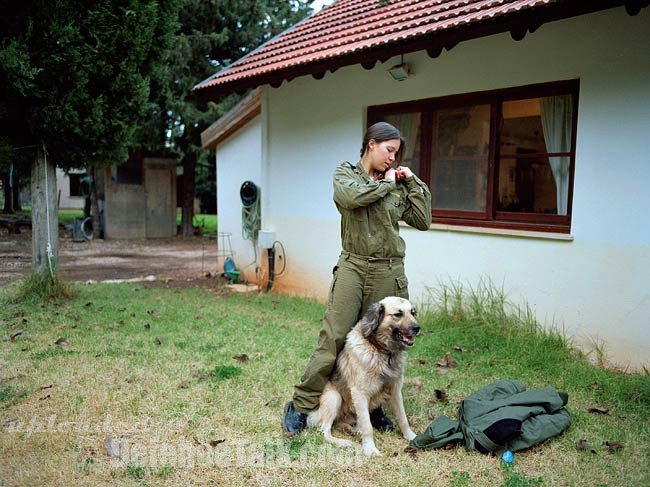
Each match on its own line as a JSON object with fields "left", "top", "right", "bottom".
{"left": 307, "top": 296, "right": 421, "bottom": 456}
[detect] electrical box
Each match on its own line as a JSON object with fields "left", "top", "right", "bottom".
{"left": 258, "top": 230, "right": 276, "bottom": 249}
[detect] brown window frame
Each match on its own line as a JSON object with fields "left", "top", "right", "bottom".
{"left": 368, "top": 80, "right": 580, "bottom": 234}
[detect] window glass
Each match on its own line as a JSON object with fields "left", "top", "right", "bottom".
{"left": 112, "top": 158, "right": 142, "bottom": 185}
{"left": 500, "top": 95, "right": 573, "bottom": 215}
{"left": 68, "top": 173, "right": 87, "bottom": 197}
{"left": 497, "top": 155, "right": 566, "bottom": 214}
{"left": 431, "top": 105, "right": 490, "bottom": 212}
{"left": 384, "top": 112, "right": 421, "bottom": 175}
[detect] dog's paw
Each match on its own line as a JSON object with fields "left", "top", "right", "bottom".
{"left": 403, "top": 429, "right": 416, "bottom": 441}
{"left": 334, "top": 438, "right": 355, "bottom": 449}
{"left": 362, "top": 444, "right": 382, "bottom": 457}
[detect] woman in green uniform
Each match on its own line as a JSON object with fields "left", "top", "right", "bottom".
{"left": 283, "top": 122, "right": 431, "bottom": 434}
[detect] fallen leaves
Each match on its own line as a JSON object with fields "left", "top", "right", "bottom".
{"left": 576, "top": 439, "right": 625, "bottom": 454}
{"left": 403, "top": 445, "right": 418, "bottom": 459}
{"left": 193, "top": 437, "right": 226, "bottom": 450}
{"left": 431, "top": 388, "right": 448, "bottom": 403}
{"left": 233, "top": 354, "right": 249, "bottom": 362}
{"left": 265, "top": 396, "right": 281, "bottom": 407}
{"left": 587, "top": 407, "right": 610, "bottom": 415}
{"left": 603, "top": 440, "right": 624, "bottom": 453}
{"left": 576, "top": 439, "right": 596, "bottom": 453}
{"left": 437, "top": 352, "right": 457, "bottom": 368}
{"left": 9, "top": 329, "right": 23, "bottom": 341}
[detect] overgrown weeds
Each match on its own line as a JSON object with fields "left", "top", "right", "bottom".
{"left": 13, "top": 272, "right": 74, "bottom": 303}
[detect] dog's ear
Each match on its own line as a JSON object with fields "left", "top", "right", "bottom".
{"left": 359, "top": 302, "right": 385, "bottom": 337}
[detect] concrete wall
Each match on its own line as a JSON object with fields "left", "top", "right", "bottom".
{"left": 216, "top": 7, "right": 650, "bottom": 367}
{"left": 104, "top": 158, "right": 177, "bottom": 239}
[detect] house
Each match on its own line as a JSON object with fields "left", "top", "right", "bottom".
{"left": 56, "top": 168, "right": 87, "bottom": 210}
{"left": 102, "top": 151, "right": 178, "bottom": 239}
{"left": 195, "top": 0, "right": 650, "bottom": 367}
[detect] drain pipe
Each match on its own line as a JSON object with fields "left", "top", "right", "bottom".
{"left": 258, "top": 231, "right": 276, "bottom": 292}
{"left": 266, "top": 245, "right": 276, "bottom": 292}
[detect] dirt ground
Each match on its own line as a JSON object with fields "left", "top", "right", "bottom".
{"left": 0, "top": 227, "right": 220, "bottom": 288}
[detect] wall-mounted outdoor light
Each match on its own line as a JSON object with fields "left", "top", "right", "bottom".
{"left": 388, "top": 55, "right": 410, "bottom": 81}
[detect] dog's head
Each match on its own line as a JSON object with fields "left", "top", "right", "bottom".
{"left": 359, "top": 296, "right": 421, "bottom": 351}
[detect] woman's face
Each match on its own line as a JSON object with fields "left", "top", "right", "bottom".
{"left": 367, "top": 138, "right": 401, "bottom": 173}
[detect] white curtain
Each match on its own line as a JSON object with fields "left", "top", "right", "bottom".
{"left": 385, "top": 113, "right": 420, "bottom": 170}
{"left": 539, "top": 95, "right": 572, "bottom": 215}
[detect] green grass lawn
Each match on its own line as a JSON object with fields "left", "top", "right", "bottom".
{"left": 3, "top": 207, "right": 217, "bottom": 235}
{"left": 176, "top": 212, "right": 218, "bottom": 235}
{"left": 0, "top": 281, "right": 648, "bottom": 486}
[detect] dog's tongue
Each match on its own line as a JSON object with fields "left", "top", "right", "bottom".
{"left": 398, "top": 331, "right": 414, "bottom": 346}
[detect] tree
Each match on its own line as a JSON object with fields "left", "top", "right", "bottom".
{"left": 150, "top": 0, "right": 312, "bottom": 237}
{"left": 0, "top": 0, "right": 180, "bottom": 278}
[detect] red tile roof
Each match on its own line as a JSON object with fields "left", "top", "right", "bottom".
{"left": 193, "top": 0, "right": 632, "bottom": 99}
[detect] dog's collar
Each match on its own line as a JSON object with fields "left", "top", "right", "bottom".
{"left": 368, "top": 336, "right": 393, "bottom": 364}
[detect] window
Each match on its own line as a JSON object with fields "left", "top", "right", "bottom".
{"left": 369, "top": 80, "right": 579, "bottom": 233}
{"left": 68, "top": 173, "right": 88, "bottom": 197}
{"left": 112, "top": 157, "right": 143, "bottom": 185}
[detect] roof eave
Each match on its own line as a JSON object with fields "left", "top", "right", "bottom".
{"left": 192, "top": 0, "right": 640, "bottom": 101}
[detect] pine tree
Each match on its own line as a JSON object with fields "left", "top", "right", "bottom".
{"left": 148, "top": 0, "right": 312, "bottom": 236}
{"left": 0, "top": 0, "right": 180, "bottom": 278}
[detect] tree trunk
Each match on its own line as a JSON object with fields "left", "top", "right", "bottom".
{"left": 31, "top": 146, "right": 59, "bottom": 276}
{"left": 1, "top": 172, "right": 13, "bottom": 214}
{"left": 181, "top": 152, "right": 196, "bottom": 237}
{"left": 90, "top": 167, "right": 104, "bottom": 239}
{"left": 12, "top": 171, "right": 22, "bottom": 211}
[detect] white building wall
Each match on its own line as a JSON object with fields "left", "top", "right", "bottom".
{"left": 216, "top": 117, "right": 263, "bottom": 278}
{"left": 55, "top": 168, "right": 85, "bottom": 210}
{"left": 259, "top": 7, "right": 650, "bottom": 367}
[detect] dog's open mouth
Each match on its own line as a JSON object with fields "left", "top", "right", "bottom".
{"left": 393, "top": 329, "right": 415, "bottom": 347}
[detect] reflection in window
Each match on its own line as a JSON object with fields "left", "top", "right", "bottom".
{"left": 384, "top": 112, "right": 421, "bottom": 175}
{"left": 499, "top": 95, "right": 573, "bottom": 215}
{"left": 431, "top": 105, "right": 490, "bottom": 212}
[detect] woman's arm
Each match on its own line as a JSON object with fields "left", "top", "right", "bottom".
{"left": 333, "top": 163, "right": 396, "bottom": 210}
{"left": 399, "top": 168, "right": 431, "bottom": 230}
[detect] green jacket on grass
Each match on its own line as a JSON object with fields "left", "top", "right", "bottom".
{"left": 410, "top": 379, "right": 572, "bottom": 454}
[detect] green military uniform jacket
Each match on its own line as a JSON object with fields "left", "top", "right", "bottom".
{"left": 410, "top": 380, "right": 572, "bottom": 453}
{"left": 333, "top": 161, "right": 431, "bottom": 258}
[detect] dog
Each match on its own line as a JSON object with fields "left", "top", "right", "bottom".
{"left": 307, "top": 296, "right": 421, "bottom": 457}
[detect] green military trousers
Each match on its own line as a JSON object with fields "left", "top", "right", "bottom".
{"left": 292, "top": 251, "right": 410, "bottom": 413}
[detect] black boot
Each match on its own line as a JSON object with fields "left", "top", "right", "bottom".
{"left": 369, "top": 406, "right": 394, "bottom": 432}
{"left": 283, "top": 401, "right": 307, "bottom": 435}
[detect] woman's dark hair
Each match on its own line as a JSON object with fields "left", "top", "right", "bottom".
{"left": 360, "top": 121, "right": 405, "bottom": 162}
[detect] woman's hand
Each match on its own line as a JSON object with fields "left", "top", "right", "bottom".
{"left": 384, "top": 168, "right": 398, "bottom": 182}
{"left": 396, "top": 166, "right": 413, "bottom": 180}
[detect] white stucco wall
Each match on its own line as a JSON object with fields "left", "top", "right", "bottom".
{"left": 55, "top": 168, "right": 85, "bottom": 210}
{"left": 216, "top": 116, "right": 263, "bottom": 278}
{"left": 217, "top": 7, "right": 650, "bottom": 367}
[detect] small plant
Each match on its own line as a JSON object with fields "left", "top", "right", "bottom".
{"left": 501, "top": 462, "right": 544, "bottom": 487}
{"left": 451, "top": 470, "right": 471, "bottom": 486}
{"left": 126, "top": 462, "right": 146, "bottom": 480}
{"left": 0, "top": 386, "right": 15, "bottom": 403}
{"left": 14, "top": 273, "right": 74, "bottom": 303}
{"left": 156, "top": 465, "right": 173, "bottom": 478}
{"left": 208, "top": 365, "right": 242, "bottom": 380}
